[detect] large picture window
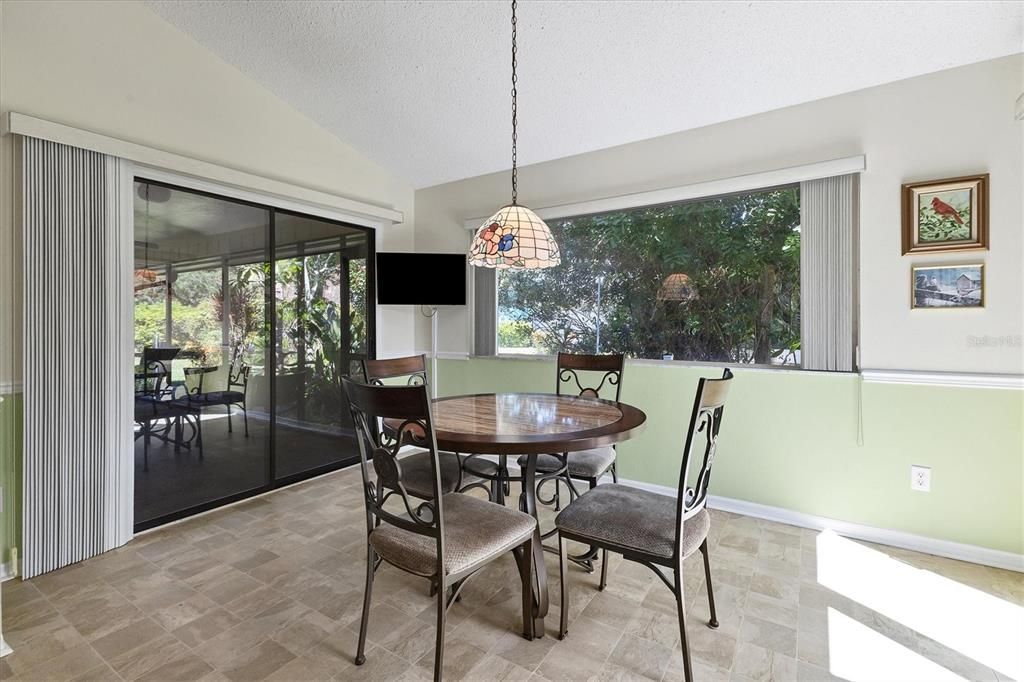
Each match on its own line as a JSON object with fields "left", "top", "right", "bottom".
{"left": 497, "top": 186, "right": 802, "bottom": 365}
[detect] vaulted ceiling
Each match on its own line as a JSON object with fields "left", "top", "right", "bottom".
{"left": 147, "top": 1, "right": 1023, "bottom": 189}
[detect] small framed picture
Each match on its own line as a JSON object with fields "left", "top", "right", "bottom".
{"left": 901, "top": 174, "right": 988, "bottom": 255}
{"left": 911, "top": 264, "right": 984, "bottom": 309}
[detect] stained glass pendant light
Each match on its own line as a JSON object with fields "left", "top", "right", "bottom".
{"left": 469, "top": 0, "right": 560, "bottom": 269}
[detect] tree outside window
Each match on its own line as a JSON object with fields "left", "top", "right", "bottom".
{"left": 497, "top": 186, "right": 801, "bottom": 365}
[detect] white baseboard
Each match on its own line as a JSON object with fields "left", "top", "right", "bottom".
{"left": 0, "top": 561, "right": 13, "bottom": 582}
{"left": 472, "top": 461, "right": 1022, "bottom": 572}
{"left": 620, "top": 477, "right": 1023, "bottom": 573}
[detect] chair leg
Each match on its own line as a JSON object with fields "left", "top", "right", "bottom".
{"left": 196, "top": 416, "right": 204, "bottom": 458}
{"left": 242, "top": 403, "right": 249, "bottom": 436}
{"left": 501, "top": 455, "right": 511, "bottom": 497}
{"left": 610, "top": 461, "right": 618, "bottom": 483}
{"left": 355, "top": 544, "right": 375, "bottom": 666}
{"left": 493, "top": 475, "right": 505, "bottom": 506}
{"left": 433, "top": 577, "right": 447, "bottom": 682}
{"left": 674, "top": 568, "right": 694, "bottom": 682}
{"left": 700, "top": 539, "right": 719, "bottom": 628}
{"left": 519, "top": 538, "right": 535, "bottom": 640}
{"left": 558, "top": 533, "right": 569, "bottom": 640}
{"left": 599, "top": 549, "right": 609, "bottom": 591}
{"left": 227, "top": 404, "right": 233, "bottom": 433}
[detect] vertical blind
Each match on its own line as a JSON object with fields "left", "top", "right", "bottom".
{"left": 21, "top": 136, "right": 133, "bottom": 577}
{"left": 473, "top": 266, "right": 497, "bottom": 356}
{"left": 800, "top": 174, "right": 857, "bottom": 372}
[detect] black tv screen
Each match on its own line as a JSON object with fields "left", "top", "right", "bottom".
{"left": 376, "top": 252, "right": 467, "bottom": 305}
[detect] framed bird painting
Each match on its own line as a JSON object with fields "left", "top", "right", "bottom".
{"left": 902, "top": 173, "right": 989, "bottom": 254}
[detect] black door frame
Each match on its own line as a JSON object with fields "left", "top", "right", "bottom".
{"left": 132, "top": 178, "right": 377, "bottom": 532}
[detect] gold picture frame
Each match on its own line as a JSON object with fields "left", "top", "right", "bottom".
{"left": 901, "top": 174, "right": 988, "bottom": 255}
{"left": 911, "top": 263, "right": 985, "bottom": 309}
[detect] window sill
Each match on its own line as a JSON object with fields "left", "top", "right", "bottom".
{"left": 481, "top": 353, "right": 856, "bottom": 376}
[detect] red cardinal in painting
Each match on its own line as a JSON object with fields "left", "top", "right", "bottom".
{"left": 931, "top": 197, "right": 964, "bottom": 224}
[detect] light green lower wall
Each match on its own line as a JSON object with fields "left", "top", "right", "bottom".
{"left": 0, "top": 364, "right": 1018, "bottom": 567}
{"left": 0, "top": 392, "right": 22, "bottom": 571}
{"left": 437, "top": 358, "right": 1024, "bottom": 555}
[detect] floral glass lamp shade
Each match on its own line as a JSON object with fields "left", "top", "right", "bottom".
{"left": 469, "top": 205, "right": 560, "bottom": 269}
{"left": 468, "top": 0, "right": 559, "bottom": 270}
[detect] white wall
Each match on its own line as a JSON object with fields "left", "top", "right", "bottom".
{"left": 414, "top": 55, "right": 1024, "bottom": 375}
{"left": 0, "top": 0, "right": 418, "bottom": 385}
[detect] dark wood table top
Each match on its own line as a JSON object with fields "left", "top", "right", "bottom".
{"left": 431, "top": 392, "right": 646, "bottom": 455}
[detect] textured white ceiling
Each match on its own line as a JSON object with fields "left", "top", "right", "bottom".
{"left": 147, "top": 1, "right": 1023, "bottom": 189}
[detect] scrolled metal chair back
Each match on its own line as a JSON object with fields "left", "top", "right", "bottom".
{"left": 229, "top": 363, "right": 250, "bottom": 394}
{"left": 363, "top": 354, "right": 428, "bottom": 388}
{"left": 555, "top": 352, "right": 624, "bottom": 401}
{"left": 341, "top": 378, "right": 444, "bottom": 543}
{"left": 183, "top": 366, "right": 208, "bottom": 396}
{"left": 675, "top": 369, "right": 733, "bottom": 547}
{"left": 137, "top": 359, "right": 171, "bottom": 398}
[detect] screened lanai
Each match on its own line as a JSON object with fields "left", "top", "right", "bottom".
{"left": 133, "top": 180, "right": 374, "bottom": 528}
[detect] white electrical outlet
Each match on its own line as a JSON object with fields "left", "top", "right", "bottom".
{"left": 911, "top": 465, "right": 931, "bottom": 492}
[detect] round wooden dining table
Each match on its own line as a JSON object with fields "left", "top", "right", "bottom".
{"left": 431, "top": 392, "right": 646, "bottom": 638}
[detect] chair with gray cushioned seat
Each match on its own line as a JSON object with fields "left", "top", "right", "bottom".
{"left": 554, "top": 369, "right": 733, "bottom": 682}
{"left": 342, "top": 378, "right": 537, "bottom": 682}
{"left": 363, "top": 355, "right": 486, "bottom": 500}
{"left": 516, "top": 352, "right": 624, "bottom": 572}
{"left": 519, "top": 353, "right": 624, "bottom": 501}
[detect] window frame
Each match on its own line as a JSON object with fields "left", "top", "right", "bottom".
{"left": 464, "top": 155, "right": 865, "bottom": 372}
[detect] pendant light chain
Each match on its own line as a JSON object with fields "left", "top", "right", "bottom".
{"left": 510, "top": 0, "right": 518, "bottom": 206}
{"left": 469, "top": 0, "right": 558, "bottom": 270}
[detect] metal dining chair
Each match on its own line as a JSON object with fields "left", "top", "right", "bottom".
{"left": 342, "top": 378, "right": 537, "bottom": 681}
{"left": 518, "top": 352, "right": 625, "bottom": 571}
{"left": 362, "top": 355, "right": 486, "bottom": 499}
{"left": 469, "top": 353, "right": 626, "bottom": 511}
{"left": 183, "top": 362, "right": 251, "bottom": 436}
{"left": 134, "top": 358, "right": 203, "bottom": 470}
{"left": 554, "top": 369, "right": 733, "bottom": 682}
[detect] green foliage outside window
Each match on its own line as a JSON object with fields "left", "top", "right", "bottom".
{"left": 498, "top": 320, "right": 534, "bottom": 350}
{"left": 498, "top": 187, "right": 801, "bottom": 365}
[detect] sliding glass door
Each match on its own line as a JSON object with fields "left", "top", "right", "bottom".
{"left": 133, "top": 180, "right": 374, "bottom": 530}
{"left": 273, "top": 212, "right": 371, "bottom": 480}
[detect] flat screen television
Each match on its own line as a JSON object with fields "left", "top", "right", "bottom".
{"left": 376, "top": 252, "right": 467, "bottom": 306}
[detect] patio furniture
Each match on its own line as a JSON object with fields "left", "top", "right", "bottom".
{"left": 134, "top": 356, "right": 203, "bottom": 470}
{"left": 184, "top": 362, "right": 250, "bottom": 436}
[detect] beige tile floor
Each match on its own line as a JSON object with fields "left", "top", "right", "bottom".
{"left": 2, "top": 466, "right": 1021, "bottom": 681}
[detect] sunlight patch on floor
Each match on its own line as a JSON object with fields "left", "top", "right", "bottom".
{"left": 816, "top": 530, "right": 1024, "bottom": 680}
{"left": 827, "top": 608, "right": 965, "bottom": 681}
